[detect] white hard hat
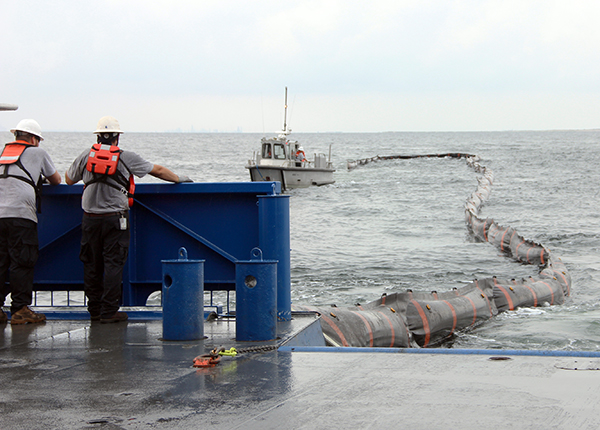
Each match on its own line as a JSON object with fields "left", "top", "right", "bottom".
{"left": 94, "top": 116, "right": 123, "bottom": 134}
{"left": 11, "top": 119, "right": 44, "bottom": 141}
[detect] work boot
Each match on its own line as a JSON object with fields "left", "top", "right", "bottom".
{"left": 90, "top": 313, "right": 101, "bottom": 322}
{"left": 0, "top": 308, "right": 7, "bottom": 323}
{"left": 100, "top": 311, "right": 128, "bottom": 324}
{"left": 10, "top": 306, "right": 46, "bottom": 325}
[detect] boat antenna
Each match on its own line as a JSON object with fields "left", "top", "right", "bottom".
{"left": 282, "top": 87, "right": 290, "bottom": 136}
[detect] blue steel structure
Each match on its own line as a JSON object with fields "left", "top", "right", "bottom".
{"left": 35, "top": 182, "right": 291, "bottom": 320}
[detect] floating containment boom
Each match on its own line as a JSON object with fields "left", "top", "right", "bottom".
{"left": 300, "top": 153, "right": 571, "bottom": 348}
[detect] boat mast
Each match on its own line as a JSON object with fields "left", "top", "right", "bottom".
{"left": 282, "top": 87, "right": 289, "bottom": 135}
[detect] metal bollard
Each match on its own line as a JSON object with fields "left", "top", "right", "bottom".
{"left": 235, "top": 247, "right": 278, "bottom": 341}
{"left": 161, "top": 247, "right": 205, "bottom": 341}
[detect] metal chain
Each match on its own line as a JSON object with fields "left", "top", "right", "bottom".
{"left": 231, "top": 345, "right": 279, "bottom": 354}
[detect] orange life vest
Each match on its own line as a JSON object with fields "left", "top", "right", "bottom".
{"left": 0, "top": 141, "right": 33, "bottom": 165}
{"left": 86, "top": 143, "right": 121, "bottom": 175}
{"left": 84, "top": 144, "right": 135, "bottom": 207}
{"left": 0, "top": 141, "right": 43, "bottom": 212}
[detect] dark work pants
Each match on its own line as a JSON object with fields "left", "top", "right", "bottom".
{"left": 80, "top": 213, "right": 130, "bottom": 319}
{"left": 0, "top": 218, "right": 39, "bottom": 314}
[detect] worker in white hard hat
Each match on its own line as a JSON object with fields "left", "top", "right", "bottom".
{"left": 295, "top": 145, "right": 306, "bottom": 167}
{"left": 65, "top": 116, "right": 192, "bottom": 323}
{"left": 0, "top": 119, "right": 61, "bottom": 325}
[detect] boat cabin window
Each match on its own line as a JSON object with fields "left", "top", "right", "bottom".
{"left": 262, "top": 143, "right": 272, "bottom": 159}
{"left": 273, "top": 143, "right": 286, "bottom": 159}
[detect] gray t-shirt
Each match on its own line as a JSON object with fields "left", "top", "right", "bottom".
{"left": 0, "top": 145, "right": 57, "bottom": 223}
{"left": 67, "top": 147, "right": 154, "bottom": 213}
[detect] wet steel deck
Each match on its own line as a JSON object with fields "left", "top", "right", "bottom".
{"left": 2, "top": 312, "right": 600, "bottom": 429}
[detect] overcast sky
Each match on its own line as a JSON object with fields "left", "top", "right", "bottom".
{"left": 2, "top": 0, "right": 599, "bottom": 133}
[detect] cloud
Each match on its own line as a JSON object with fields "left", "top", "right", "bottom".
{"left": 1, "top": 0, "right": 600, "bottom": 131}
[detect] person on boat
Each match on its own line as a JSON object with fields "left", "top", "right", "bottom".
{"left": 65, "top": 116, "right": 192, "bottom": 324}
{"left": 263, "top": 144, "right": 272, "bottom": 159}
{"left": 295, "top": 146, "right": 306, "bottom": 167}
{"left": 0, "top": 119, "right": 61, "bottom": 325}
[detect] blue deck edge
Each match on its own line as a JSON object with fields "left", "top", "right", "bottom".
{"left": 278, "top": 345, "right": 600, "bottom": 357}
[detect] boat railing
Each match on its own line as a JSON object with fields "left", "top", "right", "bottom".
{"left": 313, "top": 153, "right": 332, "bottom": 169}
{"left": 248, "top": 150, "right": 257, "bottom": 166}
{"left": 28, "top": 289, "right": 229, "bottom": 315}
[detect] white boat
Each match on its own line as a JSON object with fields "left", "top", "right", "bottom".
{"left": 246, "top": 88, "right": 335, "bottom": 191}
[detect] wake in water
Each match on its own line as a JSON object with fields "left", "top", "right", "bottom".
{"left": 294, "top": 154, "right": 571, "bottom": 348}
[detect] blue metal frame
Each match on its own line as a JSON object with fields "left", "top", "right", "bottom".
{"left": 35, "top": 181, "right": 288, "bottom": 313}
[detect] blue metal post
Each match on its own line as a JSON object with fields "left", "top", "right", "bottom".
{"left": 161, "top": 248, "right": 205, "bottom": 341}
{"left": 235, "top": 248, "right": 278, "bottom": 341}
{"left": 258, "top": 194, "right": 291, "bottom": 321}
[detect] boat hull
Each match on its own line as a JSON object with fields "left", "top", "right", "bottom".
{"left": 247, "top": 165, "right": 335, "bottom": 190}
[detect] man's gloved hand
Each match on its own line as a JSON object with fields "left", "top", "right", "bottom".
{"left": 177, "top": 175, "right": 193, "bottom": 183}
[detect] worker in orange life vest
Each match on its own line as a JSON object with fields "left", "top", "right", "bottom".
{"left": 295, "top": 146, "right": 306, "bottom": 167}
{"left": 0, "top": 119, "right": 61, "bottom": 325}
{"left": 65, "top": 116, "right": 192, "bottom": 323}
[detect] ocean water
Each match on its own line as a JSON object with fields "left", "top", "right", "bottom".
{"left": 19, "top": 130, "right": 600, "bottom": 351}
